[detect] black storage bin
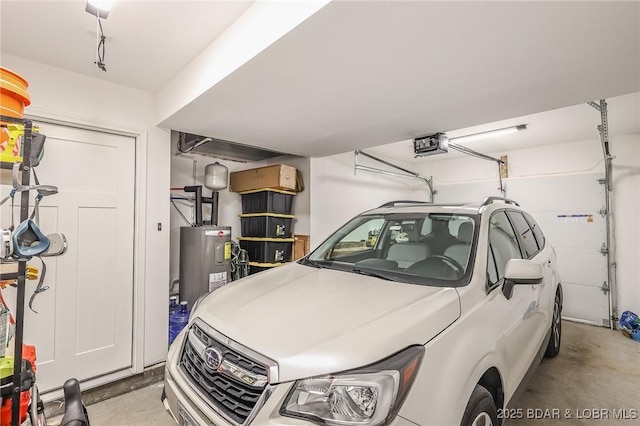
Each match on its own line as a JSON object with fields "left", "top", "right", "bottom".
{"left": 239, "top": 237, "right": 294, "bottom": 263}
{"left": 248, "top": 262, "right": 284, "bottom": 275}
{"left": 240, "top": 189, "right": 294, "bottom": 214}
{"left": 240, "top": 213, "right": 295, "bottom": 238}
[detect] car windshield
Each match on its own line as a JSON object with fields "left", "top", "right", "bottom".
{"left": 304, "top": 212, "right": 478, "bottom": 287}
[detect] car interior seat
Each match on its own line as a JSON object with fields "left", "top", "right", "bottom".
{"left": 443, "top": 221, "right": 474, "bottom": 268}
{"left": 422, "top": 219, "right": 458, "bottom": 255}
{"left": 386, "top": 223, "right": 431, "bottom": 268}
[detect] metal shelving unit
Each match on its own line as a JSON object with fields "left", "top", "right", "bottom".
{"left": 0, "top": 113, "right": 35, "bottom": 426}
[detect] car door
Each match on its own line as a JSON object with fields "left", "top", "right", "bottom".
{"left": 507, "top": 211, "right": 551, "bottom": 348}
{"left": 523, "top": 211, "right": 556, "bottom": 331}
{"left": 486, "top": 210, "right": 540, "bottom": 396}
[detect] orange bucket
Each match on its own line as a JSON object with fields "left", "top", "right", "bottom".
{"left": 0, "top": 67, "right": 31, "bottom": 119}
{"left": 1, "top": 67, "right": 31, "bottom": 162}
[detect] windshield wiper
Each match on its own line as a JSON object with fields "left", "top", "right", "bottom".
{"left": 300, "top": 258, "right": 326, "bottom": 269}
{"left": 351, "top": 268, "right": 394, "bottom": 281}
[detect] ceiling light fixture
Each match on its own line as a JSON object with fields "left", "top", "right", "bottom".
{"left": 449, "top": 124, "right": 527, "bottom": 144}
{"left": 85, "top": 0, "right": 114, "bottom": 72}
{"left": 85, "top": 0, "right": 113, "bottom": 19}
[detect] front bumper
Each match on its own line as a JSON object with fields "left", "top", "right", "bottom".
{"left": 162, "top": 327, "right": 289, "bottom": 426}
{"left": 162, "top": 329, "right": 418, "bottom": 426}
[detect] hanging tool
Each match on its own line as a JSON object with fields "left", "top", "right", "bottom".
{"left": 28, "top": 257, "right": 48, "bottom": 314}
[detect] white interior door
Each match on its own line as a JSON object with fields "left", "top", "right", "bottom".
{"left": 0, "top": 122, "right": 136, "bottom": 391}
{"left": 508, "top": 174, "right": 609, "bottom": 326}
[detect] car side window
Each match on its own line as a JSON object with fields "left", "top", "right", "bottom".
{"left": 487, "top": 211, "right": 522, "bottom": 288}
{"left": 507, "top": 211, "right": 539, "bottom": 258}
{"left": 524, "top": 212, "right": 545, "bottom": 250}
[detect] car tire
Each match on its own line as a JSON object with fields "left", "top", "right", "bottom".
{"left": 460, "top": 384, "right": 498, "bottom": 426}
{"left": 544, "top": 290, "right": 562, "bottom": 358}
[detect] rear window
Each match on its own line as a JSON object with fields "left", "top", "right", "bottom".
{"left": 524, "top": 212, "right": 545, "bottom": 250}
{"left": 507, "top": 211, "right": 539, "bottom": 258}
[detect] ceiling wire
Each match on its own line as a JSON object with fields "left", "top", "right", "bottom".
{"left": 95, "top": 17, "right": 107, "bottom": 72}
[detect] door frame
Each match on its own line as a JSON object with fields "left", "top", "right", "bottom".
{"left": 25, "top": 108, "right": 148, "bottom": 399}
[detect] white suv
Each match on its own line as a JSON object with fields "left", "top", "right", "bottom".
{"left": 163, "top": 197, "right": 563, "bottom": 426}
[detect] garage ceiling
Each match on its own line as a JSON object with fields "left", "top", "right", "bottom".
{"left": 1, "top": 1, "right": 639, "bottom": 160}
{"left": 160, "top": 1, "right": 640, "bottom": 158}
{"left": 368, "top": 92, "right": 640, "bottom": 165}
{"left": 0, "top": 0, "right": 254, "bottom": 92}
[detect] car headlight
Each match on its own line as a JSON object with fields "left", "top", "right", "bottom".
{"left": 281, "top": 346, "right": 424, "bottom": 426}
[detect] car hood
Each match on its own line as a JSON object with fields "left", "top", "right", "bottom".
{"left": 193, "top": 263, "right": 460, "bottom": 383}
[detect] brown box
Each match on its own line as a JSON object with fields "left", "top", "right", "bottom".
{"left": 293, "top": 234, "right": 310, "bottom": 261}
{"left": 230, "top": 164, "right": 299, "bottom": 193}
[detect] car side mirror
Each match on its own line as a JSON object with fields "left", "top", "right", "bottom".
{"left": 502, "top": 259, "right": 544, "bottom": 299}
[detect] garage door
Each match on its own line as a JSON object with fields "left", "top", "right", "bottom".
{"left": 435, "top": 172, "right": 610, "bottom": 326}
{"left": 0, "top": 121, "right": 136, "bottom": 392}
{"left": 508, "top": 174, "right": 609, "bottom": 327}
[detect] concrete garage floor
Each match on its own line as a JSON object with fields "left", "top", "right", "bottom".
{"left": 506, "top": 321, "right": 640, "bottom": 426}
{"left": 49, "top": 321, "right": 639, "bottom": 426}
{"left": 48, "top": 383, "right": 174, "bottom": 426}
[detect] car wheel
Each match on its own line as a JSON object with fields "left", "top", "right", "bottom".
{"left": 460, "top": 384, "right": 498, "bottom": 426}
{"left": 544, "top": 290, "right": 562, "bottom": 358}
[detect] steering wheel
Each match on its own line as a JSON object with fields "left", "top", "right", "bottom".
{"left": 407, "top": 255, "right": 465, "bottom": 279}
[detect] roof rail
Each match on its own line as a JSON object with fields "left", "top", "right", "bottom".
{"left": 378, "top": 200, "right": 432, "bottom": 208}
{"left": 480, "top": 196, "right": 520, "bottom": 208}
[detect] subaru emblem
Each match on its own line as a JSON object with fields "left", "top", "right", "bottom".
{"left": 204, "top": 347, "right": 222, "bottom": 370}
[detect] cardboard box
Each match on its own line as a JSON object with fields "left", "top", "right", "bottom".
{"left": 293, "top": 234, "right": 310, "bottom": 261}
{"left": 230, "top": 164, "right": 299, "bottom": 193}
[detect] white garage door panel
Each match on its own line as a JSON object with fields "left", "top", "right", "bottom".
{"left": 509, "top": 173, "right": 608, "bottom": 326}
{"left": 554, "top": 247, "right": 607, "bottom": 286}
{"left": 508, "top": 174, "right": 604, "bottom": 211}
{"left": 561, "top": 283, "right": 609, "bottom": 326}
{"left": 0, "top": 122, "right": 136, "bottom": 392}
{"left": 530, "top": 212, "right": 605, "bottom": 249}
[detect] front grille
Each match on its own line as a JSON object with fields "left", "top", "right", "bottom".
{"left": 180, "top": 324, "right": 268, "bottom": 424}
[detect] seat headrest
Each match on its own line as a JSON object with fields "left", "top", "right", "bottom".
{"left": 387, "top": 242, "right": 431, "bottom": 262}
{"left": 458, "top": 222, "right": 474, "bottom": 243}
{"left": 400, "top": 223, "right": 420, "bottom": 242}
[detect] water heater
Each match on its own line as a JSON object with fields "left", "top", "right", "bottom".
{"left": 179, "top": 226, "right": 231, "bottom": 308}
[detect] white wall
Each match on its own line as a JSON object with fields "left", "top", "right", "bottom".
{"left": 169, "top": 142, "right": 310, "bottom": 286}
{"left": 413, "top": 135, "right": 640, "bottom": 317}
{"left": 157, "top": 0, "right": 330, "bottom": 124}
{"left": 2, "top": 54, "right": 171, "bottom": 367}
{"left": 309, "top": 151, "right": 421, "bottom": 248}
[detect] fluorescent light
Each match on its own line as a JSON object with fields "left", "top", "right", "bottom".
{"left": 449, "top": 124, "right": 527, "bottom": 144}
{"left": 86, "top": 0, "right": 114, "bottom": 19}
